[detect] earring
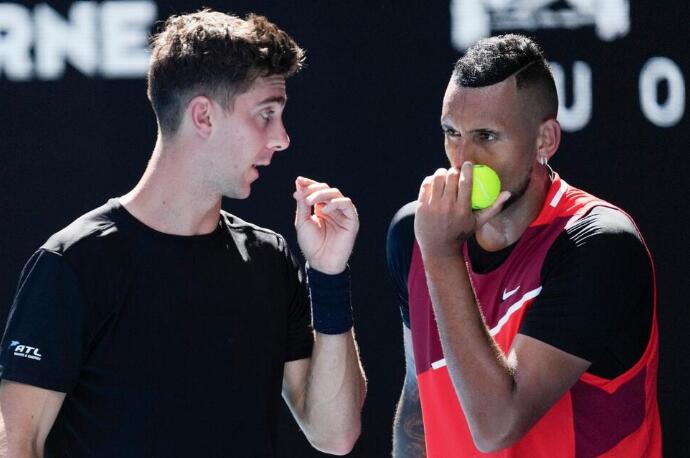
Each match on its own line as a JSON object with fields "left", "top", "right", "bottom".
{"left": 539, "top": 156, "right": 548, "bottom": 166}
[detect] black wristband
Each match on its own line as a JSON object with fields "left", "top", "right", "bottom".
{"left": 306, "top": 265, "right": 353, "bottom": 335}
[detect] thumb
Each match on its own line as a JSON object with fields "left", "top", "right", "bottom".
{"left": 475, "top": 190, "right": 511, "bottom": 226}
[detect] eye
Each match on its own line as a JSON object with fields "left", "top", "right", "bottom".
{"left": 443, "top": 127, "right": 460, "bottom": 138}
{"left": 259, "top": 110, "right": 275, "bottom": 121}
{"left": 477, "top": 131, "right": 497, "bottom": 141}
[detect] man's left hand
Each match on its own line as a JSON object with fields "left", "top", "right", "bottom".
{"left": 294, "top": 176, "right": 359, "bottom": 274}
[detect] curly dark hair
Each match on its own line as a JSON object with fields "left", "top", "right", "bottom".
{"left": 147, "top": 10, "right": 305, "bottom": 135}
{"left": 453, "top": 34, "right": 558, "bottom": 120}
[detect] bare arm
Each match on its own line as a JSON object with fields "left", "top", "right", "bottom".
{"left": 392, "top": 326, "right": 426, "bottom": 457}
{"left": 283, "top": 177, "right": 366, "bottom": 454}
{"left": 282, "top": 330, "right": 366, "bottom": 455}
{"left": 415, "top": 164, "right": 590, "bottom": 452}
{"left": 0, "top": 402, "right": 7, "bottom": 458}
{"left": 0, "top": 380, "right": 65, "bottom": 458}
{"left": 423, "top": 255, "right": 589, "bottom": 451}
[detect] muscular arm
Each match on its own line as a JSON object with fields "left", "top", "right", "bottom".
{"left": 282, "top": 330, "right": 366, "bottom": 455}
{"left": 423, "top": 254, "right": 589, "bottom": 451}
{"left": 415, "top": 164, "right": 590, "bottom": 452}
{"left": 0, "top": 380, "right": 65, "bottom": 458}
{"left": 392, "top": 326, "right": 426, "bottom": 457}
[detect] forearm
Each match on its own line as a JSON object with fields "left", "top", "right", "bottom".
{"left": 6, "top": 444, "right": 40, "bottom": 458}
{"left": 4, "top": 428, "right": 41, "bottom": 458}
{"left": 0, "top": 381, "right": 63, "bottom": 458}
{"left": 302, "top": 330, "right": 365, "bottom": 444}
{"left": 392, "top": 381, "right": 426, "bottom": 458}
{"left": 0, "top": 413, "right": 6, "bottom": 458}
{"left": 423, "top": 253, "right": 519, "bottom": 447}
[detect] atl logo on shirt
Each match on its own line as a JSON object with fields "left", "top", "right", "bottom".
{"left": 9, "top": 341, "right": 42, "bottom": 361}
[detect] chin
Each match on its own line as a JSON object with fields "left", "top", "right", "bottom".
{"left": 222, "top": 186, "right": 251, "bottom": 200}
{"left": 503, "top": 174, "right": 531, "bottom": 210}
{"left": 236, "top": 189, "right": 251, "bottom": 200}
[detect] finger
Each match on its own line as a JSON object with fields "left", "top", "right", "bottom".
{"left": 418, "top": 176, "right": 433, "bottom": 202}
{"left": 305, "top": 188, "right": 343, "bottom": 206}
{"left": 445, "top": 167, "right": 461, "bottom": 202}
{"left": 294, "top": 178, "right": 323, "bottom": 219}
{"left": 298, "top": 182, "right": 330, "bottom": 201}
{"left": 320, "top": 197, "right": 357, "bottom": 218}
{"left": 294, "top": 190, "right": 312, "bottom": 226}
{"left": 295, "top": 175, "right": 314, "bottom": 191}
{"left": 294, "top": 176, "right": 324, "bottom": 198}
{"left": 431, "top": 168, "right": 448, "bottom": 202}
{"left": 475, "top": 190, "right": 511, "bottom": 226}
{"left": 457, "top": 161, "right": 473, "bottom": 206}
{"left": 306, "top": 182, "right": 330, "bottom": 191}
{"left": 296, "top": 176, "right": 318, "bottom": 187}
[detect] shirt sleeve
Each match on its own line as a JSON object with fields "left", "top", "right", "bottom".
{"left": 386, "top": 202, "right": 417, "bottom": 329}
{"left": 0, "top": 249, "right": 88, "bottom": 393}
{"left": 281, "top": 240, "right": 314, "bottom": 362}
{"left": 519, "top": 206, "right": 653, "bottom": 379}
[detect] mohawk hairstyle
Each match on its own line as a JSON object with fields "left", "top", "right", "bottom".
{"left": 453, "top": 34, "right": 558, "bottom": 119}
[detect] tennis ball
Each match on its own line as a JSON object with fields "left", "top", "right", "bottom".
{"left": 471, "top": 165, "right": 501, "bottom": 210}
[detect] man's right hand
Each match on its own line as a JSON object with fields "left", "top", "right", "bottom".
{"left": 414, "top": 163, "right": 510, "bottom": 260}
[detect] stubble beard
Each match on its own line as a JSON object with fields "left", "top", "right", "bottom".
{"left": 501, "top": 165, "right": 532, "bottom": 211}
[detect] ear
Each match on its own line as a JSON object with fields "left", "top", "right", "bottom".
{"left": 187, "top": 96, "right": 214, "bottom": 138}
{"left": 536, "top": 118, "right": 561, "bottom": 163}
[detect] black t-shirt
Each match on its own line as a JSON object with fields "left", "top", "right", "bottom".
{"left": 386, "top": 202, "right": 653, "bottom": 379}
{"left": 0, "top": 199, "right": 313, "bottom": 457}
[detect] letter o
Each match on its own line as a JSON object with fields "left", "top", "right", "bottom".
{"left": 639, "top": 57, "right": 685, "bottom": 128}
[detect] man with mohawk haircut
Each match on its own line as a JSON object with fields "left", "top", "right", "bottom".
{"left": 390, "top": 34, "right": 660, "bottom": 457}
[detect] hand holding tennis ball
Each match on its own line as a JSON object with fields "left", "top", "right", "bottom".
{"left": 471, "top": 164, "right": 501, "bottom": 210}
{"left": 414, "top": 163, "right": 509, "bottom": 257}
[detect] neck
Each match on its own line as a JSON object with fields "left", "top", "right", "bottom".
{"left": 475, "top": 164, "right": 552, "bottom": 251}
{"left": 119, "top": 135, "right": 222, "bottom": 236}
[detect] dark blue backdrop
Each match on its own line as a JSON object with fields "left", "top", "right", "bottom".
{"left": 1, "top": 1, "right": 688, "bottom": 456}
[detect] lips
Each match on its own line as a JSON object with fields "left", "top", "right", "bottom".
{"left": 249, "top": 158, "right": 271, "bottom": 182}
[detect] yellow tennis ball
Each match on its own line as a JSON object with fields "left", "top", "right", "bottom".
{"left": 471, "top": 165, "right": 501, "bottom": 210}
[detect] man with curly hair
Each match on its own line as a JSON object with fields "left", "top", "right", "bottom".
{"left": 0, "top": 10, "right": 365, "bottom": 457}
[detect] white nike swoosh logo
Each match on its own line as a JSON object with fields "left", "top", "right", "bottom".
{"left": 502, "top": 286, "right": 520, "bottom": 301}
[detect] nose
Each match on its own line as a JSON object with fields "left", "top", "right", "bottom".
{"left": 446, "top": 137, "right": 475, "bottom": 167}
{"left": 269, "top": 120, "right": 290, "bottom": 152}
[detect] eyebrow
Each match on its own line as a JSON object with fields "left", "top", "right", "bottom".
{"left": 440, "top": 122, "right": 498, "bottom": 135}
{"left": 257, "top": 95, "right": 287, "bottom": 106}
{"left": 469, "top": 128, "right": 498, "bottom": 134}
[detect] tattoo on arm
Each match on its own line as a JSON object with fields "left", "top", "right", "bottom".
{"left": 393, "top": 378, "right": 426, "bottom": 457}
{"left": 393, "top": 327, "right": 426, "bottom": 457}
